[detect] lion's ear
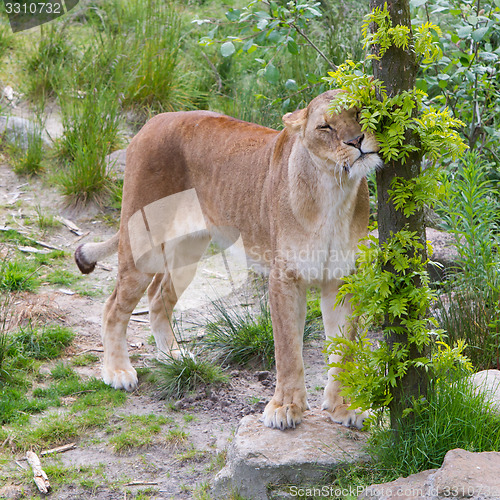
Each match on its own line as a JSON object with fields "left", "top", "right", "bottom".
{"left": 282, "top": 108, "right": 307, "bottom": 132}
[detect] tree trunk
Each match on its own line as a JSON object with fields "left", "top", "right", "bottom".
{"left": 369, "top": 0, "right": 429, "bottom": 430}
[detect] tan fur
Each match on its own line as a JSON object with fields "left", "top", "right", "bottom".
{"left": 75, "top": 90, "right": 381, "bottom": 429}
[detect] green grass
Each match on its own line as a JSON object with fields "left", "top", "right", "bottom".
{"left": 0, "top": 323, "right": 104, "bottom": 427}
{"left": 10, "top": 323, "right": 74, "bottom": 360}
{"left": 0, "top": 229, "right": 33, "bottom": 246}
{"left": 55, "top": 72, "right": 122, "bottom": 204}
{"left": 7, "top": 125, "right": 46, "bottom": 176}
{"left": 0, "top": 258, "right": 39, "bottom": 292}
{"left": 109, "top": 414, "right": 174, "bottom": 453}
{"left": 369, "top": 374, "right": 500, "bottom": 477}
{"left": 23, "top": 23, "right": 75, "bottom": 100}
{"left": 154, "top": 352, "right": 229, "bottom": 400}
{"left": 202, "top": 294, "right": 319, "bottom": 369}
{"left": 44, "top": 268, "right": 80, "bottom": 286}
{"left": 72, "top": 352, "right": 100, "bottom": 366}
{"left": 34, "top": 205, "right": 61, "bottom": 231}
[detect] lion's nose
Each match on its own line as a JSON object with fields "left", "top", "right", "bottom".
{"left": 344, "top": 134, "right": 364, "bottom": 150}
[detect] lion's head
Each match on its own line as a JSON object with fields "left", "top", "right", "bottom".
{"left": 283, "top": 90, "right": 382, "bottom": 180}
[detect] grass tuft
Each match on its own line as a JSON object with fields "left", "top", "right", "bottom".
{"left": 154, "top": 352, "right": 228, "bottom": 400}
{"left": 202, "top": 293, "right": 319, "bottom": 369}
{"left": 0, "top": 259, "right": 39, "bottom": 292}
{"left": 11, "top": 323, "right": 74, "bottom": 360}
{"left": 7, "top": 124, "right": 46, "bottom": 176}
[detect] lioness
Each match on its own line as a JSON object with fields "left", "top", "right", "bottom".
{"left": 75, "top": 90, "right": 381, "bottom": 430}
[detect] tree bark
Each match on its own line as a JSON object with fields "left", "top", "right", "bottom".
{"left": 370, "top": 0, "right": 429, "bottom": 430}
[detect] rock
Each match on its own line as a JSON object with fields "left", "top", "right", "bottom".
{"left": 470, "top": 369, "right": 500, "bottom": 413}
{"left": 255, "top": 370, "right": 271, "bottom": 381}
{"left": 426, "top": 228, "right": 460, "bottom": 281}
{"left": 359, "top": 448, "right": 500, "bottom": 500}
{"left": 212, "top": 409, "right": 369, "bottom": 499}
{"left": 0, "top": 115, "right": 51, "bottom": 150}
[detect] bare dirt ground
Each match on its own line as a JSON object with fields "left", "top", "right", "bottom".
{"left": 0, "top": 144, "right": 331, "bottom": 499}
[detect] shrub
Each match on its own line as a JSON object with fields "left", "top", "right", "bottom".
{"left": 437, "top": 152, "right": 500, "bottom": 369}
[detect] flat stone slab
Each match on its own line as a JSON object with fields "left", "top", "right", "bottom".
{"left": 212, "top": 408, "right": 369, "bottom": 499}
{"left": 359, "top": 448, "right": 500, "bottom": 500}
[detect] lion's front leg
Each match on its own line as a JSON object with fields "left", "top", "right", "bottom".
{"left": 263, "top": 272, "right": 308, "bottom": 430}
{"left": 321, "top": 282, "right": 369, "bottom": 429}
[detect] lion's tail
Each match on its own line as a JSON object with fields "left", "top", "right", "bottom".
{"left": 75, "top": 232, "right": 119, "bottom": 274}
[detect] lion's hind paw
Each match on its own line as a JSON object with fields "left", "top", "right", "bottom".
{"left": 322, "top": 403, "right": 369, "bottom": 430}
{"left": 263, "top": 400, "right": 304, "bottom": 430}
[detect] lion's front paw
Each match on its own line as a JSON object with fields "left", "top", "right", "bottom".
{"left": 102, "top": 364, "right": 138, "bottom": 391}
{"left": 263, "top": 399, "right": 305, "bottom": 430}
{"left": 322, "top": 402, "right": 369, "bottom": 429}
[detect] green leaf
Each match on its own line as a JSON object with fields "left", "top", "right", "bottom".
{"left": 287, "top": 40, "right": 299, "bottom": 55}
{"left": 264, "top": 64, "right": 280, "bottom": 84}
{"left": 285, "top": 79, "right": 298, "bottom": 91}
{"left": 457, "top": 26, "right": 472, "bottom": 38}
{"left": 221, "top": 41, "right": 236, "bottom": 57}
{"left": 410, "top": 0, "right": 428, "bottom": 7}
{"left": 225, "top": 8, "right": 241, "bottom": 22}
{"left": 472, "top": 27, "right": 488, "bottom": 42}
{"left": 257, "top": 18, "right": 269, "bottom": 30}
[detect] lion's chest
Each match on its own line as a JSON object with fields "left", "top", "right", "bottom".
{"left": 280, "top": 224, "right": 356, "bottom": 284}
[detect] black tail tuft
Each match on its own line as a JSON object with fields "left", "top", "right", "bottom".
{"left": 75, "top": 244, "right": 96, "bottom": 274}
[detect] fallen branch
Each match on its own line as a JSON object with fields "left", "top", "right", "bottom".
{"left": 56, "top": 216, "right": 83, "bottom": 235}
{"left": 75, "top": 348, "right": 104, "bottom": 356}
{"left": 41, "top": 442, "right": 76, "bottom": 456}
{"left": 130, "top": 317, "right": 149, "bottom": 323}
{"left": 26, "top": 451, "right": 50, "bottom": 494}
{"left": 125, "top": 481, "right": 159, "bottom": 487}
{"left": 132, "top": 308, "right": 149, "bottom": 316}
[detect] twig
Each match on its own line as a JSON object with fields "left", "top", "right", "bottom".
{"left": 41, "top": 442, "right": 76, "bottom": 456}
{"left": 72, "top": 231, "right": 90, "bottom": 244}
{"left": 201, "top": 52, "right": 223, "bottom": 92}
{"left": 132, "top": 308, "right": 149, "bottom": 315}
{"left": 130, "top": 317, "right": 149, "bottom": 323}
{"left": 26, "top": 451, "right": 50, "bottom": 494}
{"left": 75, "top": 348, "right": 104, "bottom": 356}
{"left": 291, "top": 22, "right": 337, "bottom": 71}
{"left": 125, "top": 481, "right": 159, "bottom": 487}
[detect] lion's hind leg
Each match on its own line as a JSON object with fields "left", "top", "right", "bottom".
{"left": 148, "top": 234, "right": 211, "bottom": 361}
{"left": 102, "top": 266, "right": 153, "bottom": 391}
